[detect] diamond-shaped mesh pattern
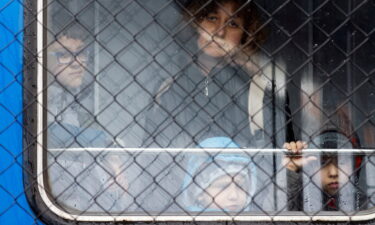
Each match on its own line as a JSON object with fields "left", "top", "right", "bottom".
{"left": 1, "top": 0, "right": 374, "bottom": 223}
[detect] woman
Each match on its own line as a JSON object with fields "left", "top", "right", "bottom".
{"left": 144, "top": 0, "right": 291, "bottom": 148}
{"left": 181, "top": 0, "right": 265, "bottom": 58}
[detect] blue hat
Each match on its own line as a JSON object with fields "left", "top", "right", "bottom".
{"left": 178, "top": 137, "right": 256, "bottom": 212}
{"left": 198, "top": 137, "right": 240, "bottom": 148}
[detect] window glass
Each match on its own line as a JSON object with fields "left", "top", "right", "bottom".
{"left": 42, "top": 0, "right": 375, "bottom": 220}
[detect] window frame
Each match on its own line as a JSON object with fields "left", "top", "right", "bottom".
{"left": 23, "top": 0, "right": 375, "bottom": 223}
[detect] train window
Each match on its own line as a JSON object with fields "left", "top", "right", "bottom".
{"left": 24, "top": 0, "right": 375, "bottom": 224}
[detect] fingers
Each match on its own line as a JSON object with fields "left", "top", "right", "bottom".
{"left": 283, "top": 142, "right": 290, "bottom": 149}
{"left": 282, "top": 141, "right": 316, "bottom": 172}
{"left": 290, "top": 141, "right": 297, "bottom": 153}
{"left": 296, "top": 141, "right": 307, "bottom": 152}
{"left": 283, "top": 141, "right": 307, "bottom": 154}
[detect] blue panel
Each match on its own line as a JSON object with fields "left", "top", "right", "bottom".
{"left": 0, "top": 0, "right": 44, "bottom": 224}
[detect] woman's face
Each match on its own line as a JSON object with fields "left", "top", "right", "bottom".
{"left": 49, "top": 36, "right": 88, "bottom": 88}
{"left": 197, "top": 2, "right": 245, "bottom": 58}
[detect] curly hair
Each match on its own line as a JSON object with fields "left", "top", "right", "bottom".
{"left": 178, "top": 0, "right": 266, "bottom": 54}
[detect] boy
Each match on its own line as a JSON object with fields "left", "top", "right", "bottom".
{"left": 283, "top": 131, "right": 365, "bottom": 211}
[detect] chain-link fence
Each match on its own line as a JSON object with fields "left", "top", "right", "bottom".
{"left": 1, "top": 0, "right": 375, "bottom": 224}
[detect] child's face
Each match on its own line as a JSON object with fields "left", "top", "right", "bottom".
{"left": 49, "top": 36, "right": 88, "bottom": 88}
{"left": 320, "top": 157, "right": 351, "bottom": 196}
{"left": 197, "top": 2, "right": 245, "bottom": 58}
{"left": 199, "top": 174, "right": 249, "bottom": 211}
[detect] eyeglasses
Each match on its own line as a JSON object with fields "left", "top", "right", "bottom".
{"left": 49, "top": 48, "right": 90, "bottom": 65}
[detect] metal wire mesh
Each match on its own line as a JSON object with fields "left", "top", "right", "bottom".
{"left": 1, "top": 0, "right": 375, "bottom": 224}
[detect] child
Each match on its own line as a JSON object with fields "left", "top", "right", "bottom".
{"left": 47, "top": 26, "right": 92, "bottom": 128}
{"left": 283, "top": 130, "right": 365, "bottom": 211}
{"left": 178, "top": 137, "right": 257, "bottom": 212}
{"left": 47, "top": 26, "right": 112, "bottom": 148}
{"left": 180, "top": 154, "right": 256, "bottom": 212}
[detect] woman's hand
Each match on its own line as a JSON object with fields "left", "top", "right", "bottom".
{"left": 282, "top": 141, "right": 316, "bottom": 172}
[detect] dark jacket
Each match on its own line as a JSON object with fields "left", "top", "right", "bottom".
{"left": 143, "top": 54, "right": 294, "bottom": 148}
{"left": 144, "top": 57, "right": 256, "bottom": 148}
{"left": 287, "top": 169, "right": 367, "bottom": 211}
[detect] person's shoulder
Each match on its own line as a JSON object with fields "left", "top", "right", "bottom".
{"left": 248, "top": 51, "right": 286, "bottom": 74}
{"left": 252, "top": 51, "right": 287, "bottom": 93}
{"left": 48, "top": 83, "right": 65, "bottom": 100}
